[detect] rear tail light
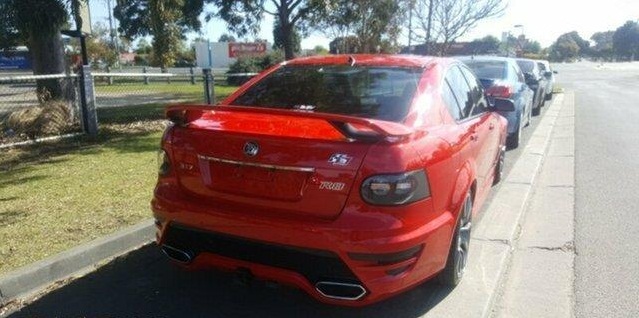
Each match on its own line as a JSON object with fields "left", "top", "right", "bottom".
{"left": 361, "top": 170, "right": 430, "bottom": 206}
{"left": 158, "top": 149, "right": 171, "bottom": 176}
{"left": 486, "top": 85, "right": 513, "bottom": 99}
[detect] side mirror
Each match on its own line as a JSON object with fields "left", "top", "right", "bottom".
{"left": 544, "top": 71, "right": 553, "bottom": 78}
{"left": 553, "top": 70, "right": 558, "bottom": 74}
{"left": 524, "top": 72, "right": 538, "bottom": 84}
{"left": 492, "top": 98, "right": 516, "bottom": 112}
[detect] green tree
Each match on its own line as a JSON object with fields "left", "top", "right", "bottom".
{"left": 209, "top": 0, "right": 325, "bottom": 60}
{"left": 613, "top": 21, "right": 639, "bottom": 61}
{"left": 412, "top": 0, "right": 506, "bottom": 55}
{"left": 549, "top": 31, "right": 589, "bottom": 62}
{"left": 329, "top": 36, "right": 360, "bottom": 54}
{"left": 218, "top": 33, "right": 236, "bottom": 42}
{"left": 467, "top": 35, "right": 500, "bottom": 55}
{"left": 312, "top": 45, "right": 329, "bottom": 55}
{"left": 114, "top": 0, "right": 203, "bottom": 69}
{"left": 523, "top": 40, "right": 541, "bottom": 54}
{"left": 591, "top": 31, "right": 615, "bottom": 61}
{"left": 85, "top": 22, "right": 119, "bottom": 68}
{"left": 549, "top": 36, "right": 579, "bottom": 62}
{"left": 273, "top": 19, "right": 301, "bottom": 54}
{"left": 0, "top": 0, "right": 87, "bottom": 100}
{"left": 320, "top": 0, "right": 406, "bottom": 53}
{"left": 135, "top": 38, "right": 153, "bottom": 54}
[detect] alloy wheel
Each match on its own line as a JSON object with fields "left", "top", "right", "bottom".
{"left": 455, "top": 195, "right": 472, "bottom": 278}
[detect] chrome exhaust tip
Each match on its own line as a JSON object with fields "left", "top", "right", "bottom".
{"left": 315, "top": 281, "right": 367, "bottom": 301}
{"left": 161, "top": 244, "right": 194, "bottom": 264}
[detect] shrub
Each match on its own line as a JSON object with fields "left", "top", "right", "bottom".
{"left": 2, "top": 101, "right": 73, "bottom": 140}
{"left": 227, "top": 51, "right": 284, "bottom": 85}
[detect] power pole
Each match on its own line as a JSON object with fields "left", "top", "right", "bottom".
{"left": 106, "top": 0, "right": 120, "bottom": 67}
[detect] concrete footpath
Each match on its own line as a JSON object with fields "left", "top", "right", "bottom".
{"left": 424, "top": 93, "right": 572, "bottom": 318}
{"left": 492, "top": 92, "right": 575, "bottom": 318}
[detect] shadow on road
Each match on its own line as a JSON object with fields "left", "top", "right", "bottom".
{"left": 9, "top": 245, "right": 453, "bottom": 318}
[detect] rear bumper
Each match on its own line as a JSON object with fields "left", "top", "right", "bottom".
{"left": 152, "top": 185, "right": 456, "bottom": 306}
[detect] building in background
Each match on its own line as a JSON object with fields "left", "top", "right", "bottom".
{"left": 194, "top": 41, "right": 270, "bottom": 69}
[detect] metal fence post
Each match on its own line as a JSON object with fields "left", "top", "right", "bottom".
{"left": 143, "top": 67, "right": 149, "bottom": 85}
{"left": 106, "top": 66, "right": 113, "bottom": 85}
{"left": 190, "top": 67, "right": 196, "bottom": 84}
{"left": 203, "top": 68, "right": 215, "bottom": 105}
{"left": 79, "top": 65, "right": 98, "bottom": 136}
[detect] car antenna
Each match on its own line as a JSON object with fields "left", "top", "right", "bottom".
{"left": 348, "top": 55, "right": 356, "bottom": 66}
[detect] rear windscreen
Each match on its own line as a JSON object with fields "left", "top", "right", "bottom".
{"left": 463, "top": 60, "right": 507, "bottom": 80}
{"left": 517, "top": 60, "right": 535, "bottom": 73}
{"left": 231, "top": 65, "right": 423, "bottom": 122}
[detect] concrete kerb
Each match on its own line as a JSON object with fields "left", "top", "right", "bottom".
{"left": 0, "top": 219, "right": 155, "bottom": 311}
{"left": 424, "top": 94, "right": 565, "bottom": 318}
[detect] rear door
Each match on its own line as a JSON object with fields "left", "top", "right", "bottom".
{"left": 459, "top": 65, "right": 499, "bottom": 188}
{"left": 444, "top": 65, "right": 491, "bottom": 189}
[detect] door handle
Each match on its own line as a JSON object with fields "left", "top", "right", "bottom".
{"left": 489, "top": 123, "right": 495, "bottom": 130}
{"left": 471, "top": 134, "right": 479, "bottom": 141}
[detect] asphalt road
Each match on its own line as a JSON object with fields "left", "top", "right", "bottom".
{"left": 554, "top": 62, "right": 639, "bottom": 317}
{"left": 6, "top": 99, "right": 548, "bottom": 318}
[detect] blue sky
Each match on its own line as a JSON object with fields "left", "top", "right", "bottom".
{"left": 89, "top": 0, "right": 639, "bottom": 49}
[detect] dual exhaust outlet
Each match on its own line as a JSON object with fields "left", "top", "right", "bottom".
{"left": 161, "top": 244, "right": 367, "bottom": 301}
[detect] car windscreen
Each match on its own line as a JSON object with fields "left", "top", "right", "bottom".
{"left": 516, "top": 60, "right": 535, "bottom": 73}
{"left": 230, "top": 65, "right": 423, "bottom": 122}
{"left": 463, "top": 60, "right": 507, "bottom": 80}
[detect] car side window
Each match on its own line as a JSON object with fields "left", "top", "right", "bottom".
{"left": 442, "top": 79, "right": 463, "bottom": 121}
{"left": 445, "top": 66, "right": 473, "bottom": 120}
{"left": 512, "top": 64, "right": 525, "bottom": 83}
{"left": 459, "top": 66, "right": 487, "bottom": 116}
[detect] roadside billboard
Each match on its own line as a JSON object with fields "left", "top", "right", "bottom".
{"left": 228, "top": 42, "right": 267, "bottom": 58}
{"left": 0, "top": 51, "right": 32, "bottom": 70}
{"left": 194, "top": 41, "right": 270, "bottom": 69}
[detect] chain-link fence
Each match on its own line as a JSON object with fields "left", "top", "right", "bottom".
{"left": 0, "top": 68, "right": 257, "bottom": 146}
{"left": 91, "top": 69, "right": 255, "bottom": 128}
{"left": 0, "top": 74, "right": 82, "bottom": 146}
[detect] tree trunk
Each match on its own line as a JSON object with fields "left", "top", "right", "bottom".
{"left": 425, "top": 0, "right": 434, "bottom": 55}
{"left": 29, "top": 29, "right": 69, "bottom": 102}
{"left": 282, "top": 23, "right": 295, "bottom": 60}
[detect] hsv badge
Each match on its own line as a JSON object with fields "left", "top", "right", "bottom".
{"left": 328, "top": 154, "right": 353, "bottom": 166}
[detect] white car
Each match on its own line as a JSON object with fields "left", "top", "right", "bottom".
{"left": 536, "top": 60, "right": 557, "bottom": 100}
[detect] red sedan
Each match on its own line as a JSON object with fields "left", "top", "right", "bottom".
{"left": 152, "top": 55, "right": 511, "bottom": 306}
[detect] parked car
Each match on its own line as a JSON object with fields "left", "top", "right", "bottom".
{"left": 459, "top": 56, "right": 534, "bottom": 148}
{"left": 516, "top": 58, "right": 547, "bottom": 115}
{"left": 536, "top": 60, "right": 557, "bottom": 100}
{"left": 153, "top": 55, "right": 510, "bottom": 306}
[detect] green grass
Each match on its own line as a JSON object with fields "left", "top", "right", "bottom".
{"left": 0, "top": 129, "right": 163, "bottom": 274}
{"left": 0, "top": 84, "right": 240, "bottom": 274}
{"left": 94, "top": 82, "right": 238, "bottom": 99}
{"left": 94, "top": 83, "right": 238, "bottom": 124}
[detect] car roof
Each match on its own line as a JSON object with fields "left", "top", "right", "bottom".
{"left": 284, "top": 54, "right": 443, "bottom": 68}
{"left": 457, "top": 55, "right": 512, "bottom": 63}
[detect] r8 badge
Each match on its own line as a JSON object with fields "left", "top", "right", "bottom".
{"left": 319, "top": 181, "right": 346, "bottom": 191}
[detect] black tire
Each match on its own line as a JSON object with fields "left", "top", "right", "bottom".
{"left": 493, "top": 146, "right": 505, "bottom": 186}
{"left": 545, "top": 92, "right": 553, "bottom": 101}
{"left": 532, "top": 104, "right": 541, "bottom": 116}
{"left": 438, "top": 192, "right": 472, "bottom": 287}
{"left": 507, "top": 116, "right": 521, "bottom": 149}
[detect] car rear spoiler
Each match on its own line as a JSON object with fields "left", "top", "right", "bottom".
{"left": 165, "top": 104, "right": 414, "bottom": 142}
